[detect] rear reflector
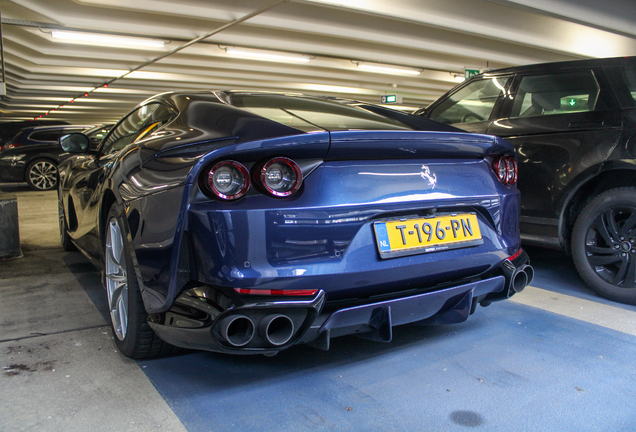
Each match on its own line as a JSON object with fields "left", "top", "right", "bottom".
{"left": 509, "top": 249, "right": 522, "bottom": 261}
{"left": 234, "top": 288, "right": 318, "bottom": 296}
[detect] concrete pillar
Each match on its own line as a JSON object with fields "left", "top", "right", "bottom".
{"left": 0, "top": 194, "right": 21, "bottom": 259}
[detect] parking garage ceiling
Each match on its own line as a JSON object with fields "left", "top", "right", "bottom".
{"left": 1, "top": 0, "right": 635, "bottom": 125}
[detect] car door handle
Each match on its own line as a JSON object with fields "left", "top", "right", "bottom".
{"left": 569, "top": 121, "right": 605, "bottom": 128}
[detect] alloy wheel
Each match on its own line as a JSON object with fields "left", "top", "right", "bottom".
{"left": 28, "top": 160, "right": 58, "bottom": 190}
{"left": 105, "top": 217, "right": 129, "bottom": 341}
{"left": 584, "top": 206, "right": 636, "bottom": 288}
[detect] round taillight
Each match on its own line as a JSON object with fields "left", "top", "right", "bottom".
{"left": 492, "top": 155, "right": 517, "bottom": 185}
{"left": 260, "top": 157, "right": 302, "bottom": 197}
{"left": 207, "top": 160, "right": 250, "bottom": 200}
{"left": 492, "top": 156, "right": 507, "bottom": 184}
{"left": 506, "top": 157, "right": 518, "bottom": 185}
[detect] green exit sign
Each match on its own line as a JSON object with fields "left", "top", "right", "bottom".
{"left": 381, "top": 94, "right": 402, "bottom": 104}
{"left": 464, "top": 68, "right": 481, "bottom": 79}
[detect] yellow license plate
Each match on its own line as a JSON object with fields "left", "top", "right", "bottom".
{"left": 374, "top": 213, "right": 483, "bottom": 258}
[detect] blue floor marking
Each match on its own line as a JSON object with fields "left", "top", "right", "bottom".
{"left": 525, "top": 245, "right": 636, "bottom": 312}
{"left": 138, "top": 301, "right": 636, "bottom": 432}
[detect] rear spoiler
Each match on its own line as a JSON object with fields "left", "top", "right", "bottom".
{"left": 327, "top": 130, "right": 513, "bottom": 160}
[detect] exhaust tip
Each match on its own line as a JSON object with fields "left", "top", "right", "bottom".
{"left": 524, "top": 265, "right": 535, "bottom": 286}
{"left": 512, "top": 270, "right": 528, "bottom": 294}
{"left": 219, "top": 315, "right": 255, "bottom": 347}
{"left": 259, "top": 314, "right": 294, "bottom": 346}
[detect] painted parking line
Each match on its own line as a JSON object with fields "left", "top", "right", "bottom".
{"left": 510, "top": 286, "right": 636, "bottom": 337}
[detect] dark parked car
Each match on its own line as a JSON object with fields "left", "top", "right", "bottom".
{"left": 1, "top": 124, "right": 92, "bottom": 152}
{"left": 58, "top": 91, "right": 531, "bottom": 359}
{"left": 0, "top": 119, "right": 69, "bottom": 147}
{"left": 415, "top": 56, "right": 636, "bottom": 304}
{"left": 0, "top": 125, "right": 112, "bottom": 190}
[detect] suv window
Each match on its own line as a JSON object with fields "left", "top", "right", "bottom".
{"left": 428, "top": 77, "right": 508, "bottom": 125}
{"left": 510, "top": 71, "right": 600, "bottom": 118}
{"left": 30, "top": 129, "right": 82, "bottom": 142}
{"left": 101, "top": 104, "right": 175, "bottom": 155}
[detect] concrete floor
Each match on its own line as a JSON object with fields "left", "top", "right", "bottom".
{"left": 1, "top": 182, "right": 636, "bottom": 431}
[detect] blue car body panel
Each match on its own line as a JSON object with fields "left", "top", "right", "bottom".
{"left": 128, "top": 130, "right": 520, "bottom": 315}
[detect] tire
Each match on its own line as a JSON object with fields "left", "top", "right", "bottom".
{"left": 26, "top": 159, "right": 58, "bottom": 191}
{"left": 572, "top": 187, "right": 636, "bottom": 305}
{"left": 58, "top": 191, "right": 76, "bottom": 251}
{"left": 104, "top": 205, "right": 176, "bottom": 358}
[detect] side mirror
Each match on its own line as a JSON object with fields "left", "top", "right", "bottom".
{"left": 60, "top": 133, "right": 91, "bottom": 153}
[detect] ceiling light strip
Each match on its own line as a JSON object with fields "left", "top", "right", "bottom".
{"left": 32, "top": 0, "right": 290, "bottom": 120}
{"left": 356, "top": 62, "right": 421, "bottom": 76}
{"left": 223, "top": 47, "right": 311, "bottom": 63}
{"left": 51, "top": 30, "right": 165, "bottom": 48}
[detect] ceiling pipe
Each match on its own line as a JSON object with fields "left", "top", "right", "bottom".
{"left": 97, "top": 0, "right": 290, "bottom": 91}
{"left": 23, "top": 0, "right": 290, "bottom": 119}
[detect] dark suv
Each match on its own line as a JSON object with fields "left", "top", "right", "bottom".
{"left": 416, "top": 56, "right": 636, "bottom": 304}
{"left": 1, "top": 124, "right": 92, "bottom": 152}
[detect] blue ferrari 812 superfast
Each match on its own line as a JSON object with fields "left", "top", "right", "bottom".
{"left": 57, "top": 91, "right": 532, "bottom": 358}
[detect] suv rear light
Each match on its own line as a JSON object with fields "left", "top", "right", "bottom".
{"left": 3, "top": 143, "right": 22, "bottom": 151}
{"left": 491, "top": 155, "right": 517, "bottom": 185}
{"left": 206, "top": 160, "right": 250, "bottom": 200}
{"left": 259, "top": 157, "right": 303, "bottom": 197}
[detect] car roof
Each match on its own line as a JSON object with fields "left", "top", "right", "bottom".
{"left": 479, "top": 56, "right": 636, "bottom": 77}
{"left": 21, "top": 124, "right": 94, "bottom": 132}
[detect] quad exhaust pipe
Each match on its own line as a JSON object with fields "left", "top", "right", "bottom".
{"left": 259, "top": 314, "right": 295, "bottom": 346}
{"left": 218, "top": 314, "right": 255, "bottom": 347}
{"left": 218, "top": 313, "right": 295, "bottom": 347}
{"left": 509, "top": 263, "right": 534, "bottom": 294}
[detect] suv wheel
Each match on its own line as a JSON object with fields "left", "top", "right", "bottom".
{"left": 572, "top": 187, "right": 636, "bottom": 305}
{"left": 26, "top": 159, "right": 58, "bottom": 191}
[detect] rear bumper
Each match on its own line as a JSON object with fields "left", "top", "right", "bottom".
{"left": 0, "top": 161, "right": 24, "bottom": 182}
{"left": 147, "top": 250, "right": 531, "bottom": 355}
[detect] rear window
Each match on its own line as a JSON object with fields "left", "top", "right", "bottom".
{"left": 29, "top": 129, "right": 85, "bottom": 142}
{"left": 229, "top": 94, "right": 412, "bottom": 132}
{"left": 510, "top": 71, "right": 600, "bottom": 118}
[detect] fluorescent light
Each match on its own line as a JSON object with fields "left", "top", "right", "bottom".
{"left": 356, "top": 62, "right": 421, "bottom": 76}
{"left": 295, "top": 83, "right": 377, "bottom": 95}
{"left": 51, "top": 30, "right": 165, "bottom": 48}
{"left": 224, "top": 47, "right": 311, "bottom": 63}
{"left": 379, "top": 104, "right": 420, "bottom": 112}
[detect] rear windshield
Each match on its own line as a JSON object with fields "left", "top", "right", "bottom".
{"left": 228, "top": 94, "right": 412, "bottom": 132}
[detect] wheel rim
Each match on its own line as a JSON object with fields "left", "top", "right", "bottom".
{"left": 29, "top": 161, "right": 58, "bottom": 190}
{"left": 585, "top": 206, "right": 636, "bottom": 288}
{"left": 105, "top": 217, "right": 128, "bottom": 340}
